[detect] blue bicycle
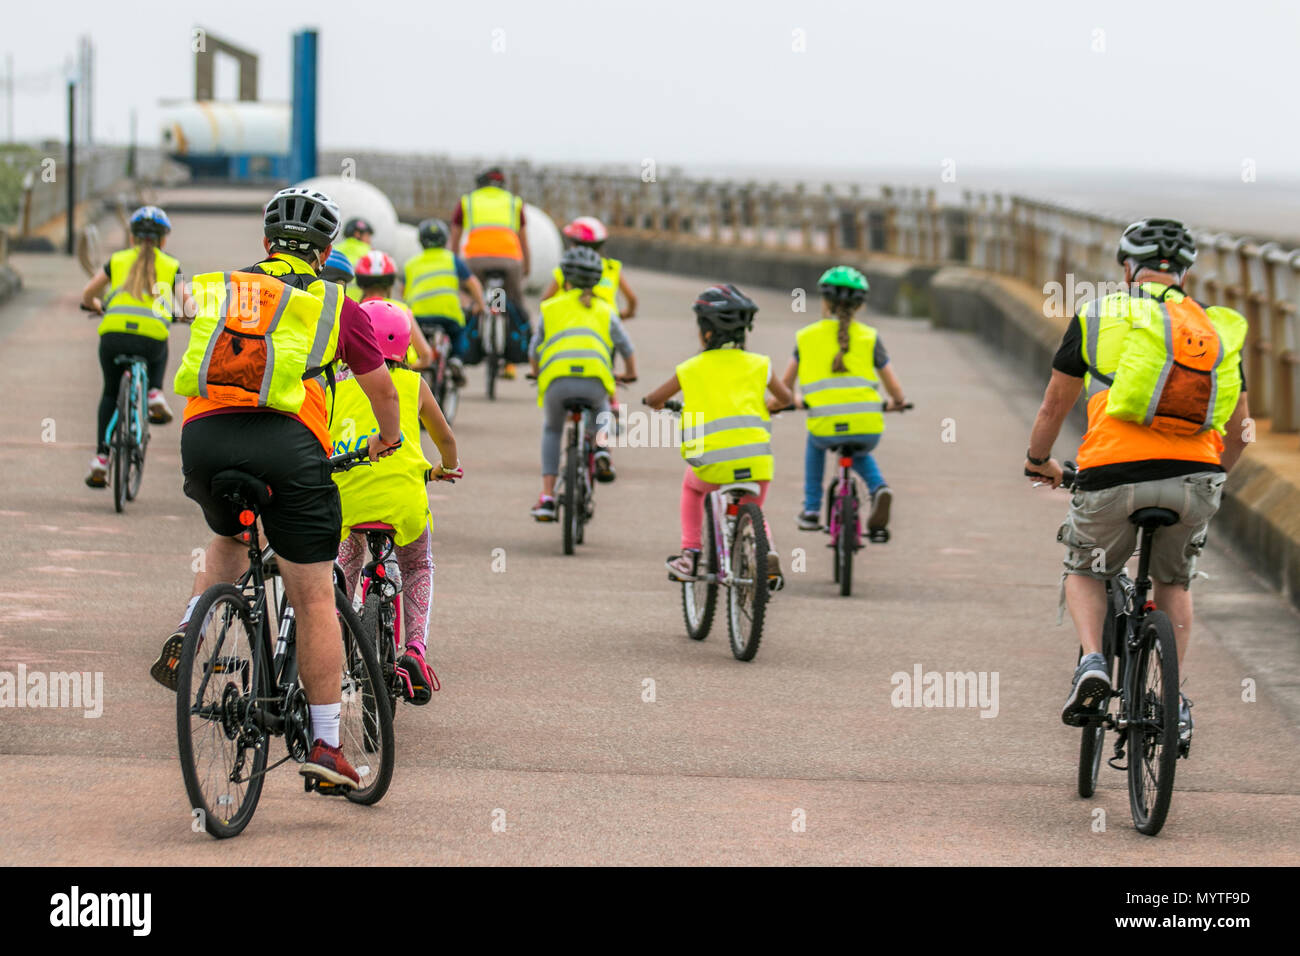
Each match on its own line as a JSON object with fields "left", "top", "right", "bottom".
{"left": 105, "top": 353, "right": 150, "bottom": 513}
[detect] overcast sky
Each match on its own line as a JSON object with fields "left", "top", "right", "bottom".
{"left": 7, "top": 0, "right": 1300, "bottom": 185}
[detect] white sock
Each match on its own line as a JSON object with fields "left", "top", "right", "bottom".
{"left": 177, "top": 595, "right": 201, "bottom": 630}
{"left": 309, "top": 704, "right": 341, "bottom": 748}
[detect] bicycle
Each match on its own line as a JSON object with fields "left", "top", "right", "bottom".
{"left": 819, "top": 402, "right": 912, "bottom": 597}
{"left": 659, "top": 399, "right": 778, "bottom": 661}
{"left": 419, "top": 323, "right": 460, "bottom": 425}
{"left": 1032, "top": 461, "right": 1183, "bottom": 836}
{"left": 82, "top": 304, "right": 150, "bottom": 513}
{"left": 351, "top": 466, "right": 456, "bottom": 717}
{"left": 481, "top": 271, "right": 508, "bottom": 400}
{"left": 175, "top": 444, "right": 395, "bottom": 839}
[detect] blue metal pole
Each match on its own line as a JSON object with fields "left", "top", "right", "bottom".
{"left": 289, "top": 29, "right": 318, "bottom": 182}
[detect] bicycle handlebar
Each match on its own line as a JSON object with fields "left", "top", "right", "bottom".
{"left": 1024, "top": 460, "right": 1078, "bottom": 488}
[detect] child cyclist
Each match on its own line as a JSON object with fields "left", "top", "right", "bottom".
{"left": 780, "top": 266, "right": 908, "bottom": 535}
{"left": 404, "top": 218, "right": 488, "bottom": 388}
{"left": 644, "top": 284, "right": 794, "bottom": 582}
{"left": 328, "top": 299, "right": 462, "bottom": 703}
{"left": 355, "top": 249, "right": 435, "bottom": 370}
{"left": 529, "top": 246, "right": 637, "bottom": 519}
{"left": 540, "top": 217, "right": 638, "bottom": 319}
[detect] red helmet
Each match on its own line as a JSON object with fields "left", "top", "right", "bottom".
{"left": 360, "top": 299, "right": 412, "bottom": 363}
{"left": 355, "top": 250, "right": 397, "bottom": 281}
{"left": 562, "top": 216, "right": 608, "bottom": 246}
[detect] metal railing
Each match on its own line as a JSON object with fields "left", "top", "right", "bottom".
{"left": 321, "top": 151, "right": 1300, "bottom": 434}
{"left": 3, "top": 145, "right": 168, "bottom": 239}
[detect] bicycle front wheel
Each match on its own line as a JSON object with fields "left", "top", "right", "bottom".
{"left": 683, "top": 494, "right": 718, "bottom": 640}
{"left": 727, "top": 502, "right": 769, "bottom": 661}
{"left": 1127, "top": 609, "right": 1179, "bottom": 834}
{"left": 176, "top": 584, "right": 269, "bottom": 840}
{"left": 111, "top": 373, "right": 130, "bottom": 513}
{"left": 338, "top": 587, "right": 395, "bottom": 805}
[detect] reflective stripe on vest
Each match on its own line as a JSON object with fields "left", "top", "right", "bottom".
{"left": 329, "top": 367, "right": 434, "bottom": 546}
{"left": 536, "top": 290, "right": 615, "bottom": 406}
{"left": 404, "top": 248, "right": 464, "bottom": 323}
{"left": 98, "top": 247, "right": 179, "bottom": 341}
{"left": 675, "top": 348, "right": 773, "bottom": 484}
{"left": 795, "top": 319, "right": 884, "bottom": 437}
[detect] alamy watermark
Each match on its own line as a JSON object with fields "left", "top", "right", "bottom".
{"left": 890, "top": 663, "right": 999, "bottom": 718}
{"left": 0, "top": 664, "right": 103, "bottom": 718}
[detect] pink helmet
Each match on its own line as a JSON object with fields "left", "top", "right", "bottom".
{"left": 360, "top": 299, "right": 412, "bottom": 362}
{"left": 562, "top": 216, "right": 608, "bottom": 246}
{"left": 355, "top": 250, "right": 397, "bottom": 280}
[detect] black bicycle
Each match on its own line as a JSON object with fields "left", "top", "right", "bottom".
{"left": 1038, "top": 462, "right": 1183, "bottom": 836}
{"left": 557, "top": 397, "right": 598, "bottom": 555}
{"left": 481, "top": 271, "right": 508, "bottom": 400}
{"left": 419, "top": 323, "right": 460, "bottom": 425}
{"left": 176, "top": 445, "right": 394, "bottom": 839}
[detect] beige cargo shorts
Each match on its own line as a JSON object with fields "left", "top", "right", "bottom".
{"left": 1057, "top": 471, "right": 1227, "bottom": 588}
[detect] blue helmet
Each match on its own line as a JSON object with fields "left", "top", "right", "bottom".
{"left": 129, "top": 205, "right": 171, "bottom": 238}
{"left": 321, "top": 248, "right": 355, "bottom": 282}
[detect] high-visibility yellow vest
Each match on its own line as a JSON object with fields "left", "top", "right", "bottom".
{"left": 795, "top": 319, "right": 884, "bottom": 437}
{"left": 551, "top": 256, "right": 621, "bottom": 307}
{"left": 404, "top": 247, "right": 465, "bottom": 324}
{"left": 536, "top": 289, "right": 615, "bottom": 406}
{"left": 174, "top": 270, "right": 343, "bottom": 415}
{"left": 334, "top": 237, "right": 370, "bottom": 301}
{"left": 676, "top": 348, "right": 773, "bottom": 484}
{"left": 98, "top": 247, "right": 180, "bottom": 341}
{"left": 328, "top": 366, "right": 434, "bottom": 545}
{"left": 461, "top": 187, "right": 523, "bottom": 259}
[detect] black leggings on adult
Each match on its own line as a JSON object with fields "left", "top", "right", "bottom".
{"left": 96, "top": 332, "right": 167, "bottom": 455}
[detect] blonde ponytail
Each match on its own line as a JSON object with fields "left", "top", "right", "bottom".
{"left": 124, "top": 237, "right": 157, "bottom": 301}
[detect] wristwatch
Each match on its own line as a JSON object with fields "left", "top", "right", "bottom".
{"left": 1026, "top": 449, "right": 1050, "bottom": 466}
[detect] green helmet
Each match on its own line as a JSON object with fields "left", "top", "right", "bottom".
{"left": 818, "top": 266, "right": 869, "bottom": 306}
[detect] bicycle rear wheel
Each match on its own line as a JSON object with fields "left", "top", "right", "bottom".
{"left": 485, "top": 312, "right": 499, "bottom": 400}
{"left": 338, "top": 587, "right": 395, "bottom": 805}
{"left": 126, "top": 374, "right": 147, "bottom": 501}
{"left": 682, "top": 494, "right": 718, "bottom": 640}
{"left": 360, "top": 590, "right": 400, "bottom": 719}
{"left": 1127, "top": 609, "right": 1179, "bottom": 834}
{"left": 1077, "top": 591, "right": 1120, "bottom": 798}
{"left": 727, "top": 502, "right": 769, "bottom": 661}
{"left": 176, "top": 583, "right": 268, "bottom": 839}
{"left": 111, "top": 373, "right": 130, "bottom": 513}
{"left": 836, "top": 491, "right": 857, "bottom": 597}
{"left": 561, "top": 441, "right": 578, "bottom": 555}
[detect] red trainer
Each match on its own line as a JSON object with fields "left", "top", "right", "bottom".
{"left": 300, "top": 739, "right": 361, "bottom": 790}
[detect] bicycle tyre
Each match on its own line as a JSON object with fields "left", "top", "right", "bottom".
{"left": 111, "top": 372, "right": 130, "bottom": 513}
{"left": 337, "top": 587, "right": 395, "bottom": 806}
{"left": 727, "top": 502, "right": 769, "bottom": 661}
{"left": 360, "top": 590, "right": 399, "bottom": 719}
{"left": 575, "top": 466, "right": 588, "bottom": 546}
{"left": 561, "top": 441, "right": 578, "bottom": 555}
{"left": 1127, "top": 609, "right": 1179, "bottom": 835}
{"left": 126, "top": 373, "right": 147, "bottom": 501}
{"left": 176, "top": 583, "right": 268, "bottom": 840}
{"left": 485, "top": 312, "right": 499, "bottom": 400}
{"left": 1077, "top": 589, "right": 1120, "bottom": 798}
{"left": 837, "top": 493, "right": 857, "bottom": 597}
{"left": 682, "top": 493, "right": 718, "bottom": 640}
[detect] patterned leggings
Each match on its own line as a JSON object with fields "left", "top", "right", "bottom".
{"left": 337, "top": 524, "right": 434, "bottom": 652}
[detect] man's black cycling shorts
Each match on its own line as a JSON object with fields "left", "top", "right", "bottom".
{"left": 181, "top": 411, "right": 342, "bottom": 565}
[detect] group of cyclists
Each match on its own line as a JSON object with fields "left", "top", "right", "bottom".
{"left": 77, "top": 163, "right": 1248, "bottom": 795}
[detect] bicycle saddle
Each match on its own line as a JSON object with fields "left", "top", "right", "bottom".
{"left": 114, "top": 354, "right": 150, "bottom": 366}
{"left": 352, "top": 521, "right": 396, "bottom": 533}
{"left": 210, "top": 469, "right": 272, "bottom": 510}
{"left": 718, "top": 482, "right": 761, "bottom": 498}
{"left": 562, "top": 398, "right": 596, "bottom": 411}
{"left": 1129, "top": 507, "right": 1179, "bottom": 528}
{"left": 481, "top": 269, "right": 508, "bottom": 281}
{"left": 831, "top": 443, "right": 871, "bottom": 455}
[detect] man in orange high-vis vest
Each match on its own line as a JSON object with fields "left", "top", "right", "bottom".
{"left": 1024, "top": 218, "right": 1250, "bottom": 751}
{"left": 151, "top": 186, "right": 403, "bottom": 796}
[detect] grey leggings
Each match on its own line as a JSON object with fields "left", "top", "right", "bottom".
{"left": 542, "top": 377, "right": 610, "bottom": 475}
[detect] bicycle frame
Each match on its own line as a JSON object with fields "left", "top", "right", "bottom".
{"left": 826, "top": 455, "right": 863, "bottom": 549}
{"left": 355, "top": 530, "right": 415, "bottom": 702}
{"left": 104, "top": 356, "right": 149, "bottom": 450}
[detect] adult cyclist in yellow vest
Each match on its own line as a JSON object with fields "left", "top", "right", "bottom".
{"left": 541, "top": 218, "right": 639, "bottom": 319}
{"left": 152, "top": 186, "right": 402, "bottom": 794}
{"left": 335, "top": 217, "right": 374, "bottom": 302}
{"left": 79, "top": 206, "right": 184, "bottom": 487}
{"left": 404, "top": 218, "right": 488, "bottom": 388}
{"left": 644, "top": 284, "right": 794, "bottom": 582}
{"left": 780, "top": 267, "right": 908, "bottom": 534}
{"left": 450, "top": 167, "right": 530, "bottom": 379}
{"left": 1025, "top": 218, "right": 1251, "bottom": 747}
{"left": 329, "top": 299, "right": 461, "bottom": 704}
{"left": 355, "top": 249, "right": 434, "bottom": 370}
{"left": 528, "top": 247, "right": 637, "bottom": 520}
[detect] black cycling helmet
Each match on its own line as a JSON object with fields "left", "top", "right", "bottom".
{"left": 418, "top": 218, "right": 449, "bottom": 249}
{"left": 264, "top": 186, "right": 341, "bottom": 252}
{"left": 560, "top": 246, "right": 604, "bottom": 290}
{"left": 1116, "top": 218, "right": 1197, "bottom": 273}
{"left": 476, "top": 166, "right": 506, "bottom": 188}
{"left": 342, "top": 217, "right": 374, "bottom": 239}
{"left": 693, "top": 283, "right": 757, "bottom": 346}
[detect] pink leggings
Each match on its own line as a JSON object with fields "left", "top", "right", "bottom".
{"left": 679, "top": 468, "right": 772, "bottom": 551}
{"left": 338, "top": 525, "right": 434, "bottom": 653}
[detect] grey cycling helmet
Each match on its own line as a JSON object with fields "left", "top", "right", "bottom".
{"left": 1116, "top": 218, "right": 1197, "bottom": 273}
{"left": 263, "top": 186, "right": 341, "bottom": 252}
{"left": 560, "top": 246, "right": 604, "bottom": 290}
